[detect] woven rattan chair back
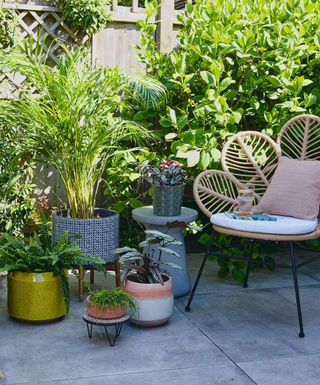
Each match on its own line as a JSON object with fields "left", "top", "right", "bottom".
{"left": 194, "top": 116, "right": 320, "bottom": 218}
{"left": 194, "top": 131, "right": 280, "bottom": 217}
{"left": 221, "top": 131, "right": 281, "bottom": 200}
{"left": 193, "top": 170, "right": 245, "bottom": 218}
{"left": 277, "top": 114, "right": 320, "bottom": 160}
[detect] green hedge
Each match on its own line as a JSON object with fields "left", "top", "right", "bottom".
{"left": 137, "top": 0, "right": 320, "bottom": 172}
{"left": 0, "top": 124, "right": 35, "bottom": 234}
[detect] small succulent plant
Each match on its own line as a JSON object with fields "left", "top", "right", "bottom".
{"left": 140, "top": 160, "right": 189, "bottom": 187}
{"left": 115, "top": 229, "right": 182, "bottom": 284}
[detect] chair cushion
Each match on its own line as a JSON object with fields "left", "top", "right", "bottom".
{"left": 210, "top": 213, "right": 318, "bottom": 235}
{"left": 254, "top": 156, "right": 320, "bottom": 220}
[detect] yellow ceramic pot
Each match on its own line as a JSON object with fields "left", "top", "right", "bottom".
{"left": 8, "top": 272, "right": 66, "bottom": 322}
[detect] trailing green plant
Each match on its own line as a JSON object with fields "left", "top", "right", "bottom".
{"left": 137, "top": 0, "right": 320, "bottom": 173}
{"left": 0, "top": 123, "right": 35, "bottom": 234}
{"left": 0, "top": 8, "right": 16, "bottom": 50}
{"left": 88, "top": 288, "right": 136, "bottom": 311}
{"left": 116, "top": 229, "right": 182, "bottom": 284}
{"left": 0, "top": 36, "right": 166, "bottom": 219}
{"left": 0, "top": 222, "right": 105, "bottom": 313}
{"left": 60, "top": 0, "right": 111, "bottom": 35}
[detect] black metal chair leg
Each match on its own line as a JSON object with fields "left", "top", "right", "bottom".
{"left": 185, "top": 233, "right": 215, "bottom": 312}
{"left": 243, "top": 240, "right": 254, "bottom": 288}
{"left": 289, "top": 242, "right": 305, "bottom": 338}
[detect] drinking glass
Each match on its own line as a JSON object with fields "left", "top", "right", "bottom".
{"left": 237, "top": 184, "right": 254, "bottom": 216}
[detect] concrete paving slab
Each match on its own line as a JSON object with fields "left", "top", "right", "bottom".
{"left": 0, "top": 295, "right": 228, "bottom": 385}
{"left": 188, "top": 253, "right": 319, "bottom": 294}
{"left": 1, "top": 248, "right": 320, "bottom": 385}
{"left": 177, "top": 285, "right": 320, "bottom": 362}
{"left": 6, "top": 364, "right": 256, "bottom": 385}
{"left": 238, "top": 353, "right": 320, "bottom": 385}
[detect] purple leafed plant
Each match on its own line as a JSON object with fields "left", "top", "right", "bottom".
{"left": 140, "top": 160, "right": 189, "bottom": 187}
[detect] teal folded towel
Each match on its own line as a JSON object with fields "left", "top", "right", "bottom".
{"left": 225, "top": 212, "right": 277, "bottom": 221}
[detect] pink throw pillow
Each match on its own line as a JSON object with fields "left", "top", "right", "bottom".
{"left": 254, "top": 156, "right": 320, "bottom": 220}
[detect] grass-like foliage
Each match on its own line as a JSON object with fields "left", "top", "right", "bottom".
{"left": 88, "top": 288, "right": 136, "bottom": 310}
{"left": 0, "top": 36, "right": 166, "bottom": 218}
{"left": 116, "top": 229, "right": 182, "bottom": 284}
{"left": 0, "top": 223, "right": 105, "bottom": 313}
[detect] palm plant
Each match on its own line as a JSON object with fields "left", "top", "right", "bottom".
{"left": 0, "top": 37, "right": 166, "bottom": 218}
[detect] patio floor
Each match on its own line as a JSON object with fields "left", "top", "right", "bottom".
{"left": 1, "top": 250, "right": 320, "bottom": 385}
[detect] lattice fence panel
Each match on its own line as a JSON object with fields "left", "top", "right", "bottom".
{"left": 1, "top": 2, "right": 90, "bottom": 98}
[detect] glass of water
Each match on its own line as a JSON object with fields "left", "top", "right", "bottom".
{"left": 237, "top": 184, "right": 254, "bottom": 216}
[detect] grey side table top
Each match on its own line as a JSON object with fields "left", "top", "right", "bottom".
{"left": 132, "top": 206, "right": 198, "bottom": 225}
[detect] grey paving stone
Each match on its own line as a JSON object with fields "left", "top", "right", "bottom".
{"left": 1, "top": 248, "right": 320, "bottom": 385}
{"left": 0, "top": 298, "right": 228, "bottom": 384}
{"left": 3, "top": 364, "right": 256, "bottom": 385}
{"left": 238, "top": 353, "right": 320, "bottom": 385}
{"left": 188, "top": 253, "right": 319, "bottom": 294}
{"left": 177, "top": 285, "right": 320, "bottom": 362}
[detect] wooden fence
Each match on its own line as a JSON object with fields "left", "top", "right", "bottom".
{"left": 0, "top": 0, "right": 189, "bottom": 205}
{"left": 1, "top": 0, "right": 189, "bottom": 98}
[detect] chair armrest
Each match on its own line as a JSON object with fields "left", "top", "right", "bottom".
{"left": 193, "top": 170, "right": 244, "bottom": 218}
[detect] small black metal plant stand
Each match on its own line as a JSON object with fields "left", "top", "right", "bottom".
{"left": 185, "top": 232, "right": 319, "bottom": 338}
{"left": 83, "top": 314, "right": 130, "bottom": 346}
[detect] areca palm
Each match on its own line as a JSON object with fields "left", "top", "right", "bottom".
{"left": 0, "top": 38, "right": 166, "bottom": 218}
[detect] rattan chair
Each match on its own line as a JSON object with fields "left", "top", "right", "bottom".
{"left": 186, "top": 114, "right": 320, "bottom": 338}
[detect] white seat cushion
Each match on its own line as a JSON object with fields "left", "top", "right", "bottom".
{"left": 210, "top": 213, "right": 318, "bottom": 235}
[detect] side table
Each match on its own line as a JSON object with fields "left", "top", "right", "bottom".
{"left": 132, "top": 206, "right": 198, "bottom": 297}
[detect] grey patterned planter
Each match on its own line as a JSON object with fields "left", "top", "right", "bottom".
{"left": 153, "top": 185, "right": 184, "bottom": 216}
{"left": 52, "top": 209, "right": 119, "bottom": 263}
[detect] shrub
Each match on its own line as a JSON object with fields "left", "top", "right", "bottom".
{"left": 0, "top": 124, "right": 35, "bottom": 234}
{"left": 137, "top": 0, "right": 320, "bottom": 172}
{"left": 60, "top": 0, "right": 111, "bottom": 34}
{"left": 0, "top": 8, "right": 16, "bottom": 50}
{"left": 134, "top": 0, "right": 320, "bottom": 282}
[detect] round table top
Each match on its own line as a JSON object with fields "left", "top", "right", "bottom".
{"left": 132, "top": 206, "right": 198, "bottom": 225}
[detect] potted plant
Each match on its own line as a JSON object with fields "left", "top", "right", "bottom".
{"left": 115, "top": 229, "right": 182, "bottom": 326}
{"left": 86, "top": 288, "right": 136, "bottom": 320}
{"left": 0, "top": 38, "right": 166, "bottom": 296}
{"left": 140, "top": 160, "right": 189, "bottom": 216}
{"left": 0, "top": 223, "right": 104, "bottom": 322}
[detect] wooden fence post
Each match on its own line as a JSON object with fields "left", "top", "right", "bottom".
{"left": 156, "top": 0, "right": 175, "bottom": 53}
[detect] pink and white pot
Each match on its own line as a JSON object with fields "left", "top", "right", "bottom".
{"left": 86, "top": 296, "right": 126, "bottom": 320}
{"left": 124, "top": 274, "right": 174, "bottom": 326}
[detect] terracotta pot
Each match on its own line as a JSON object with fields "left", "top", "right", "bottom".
{"left": 86, "top": 296, "right": 126, "bottom": 319}
{"left": 124, "top": 274, "right": 174, "bottom": 327}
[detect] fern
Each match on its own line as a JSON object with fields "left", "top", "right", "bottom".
{"left": 0, "top": 224, "right": 105, "bottom": 312}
